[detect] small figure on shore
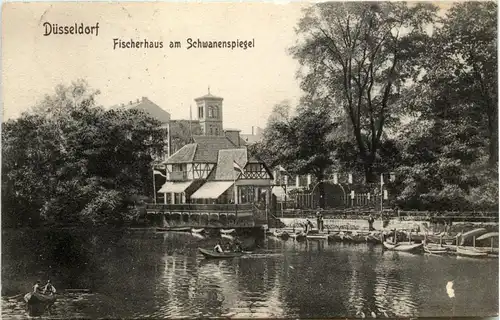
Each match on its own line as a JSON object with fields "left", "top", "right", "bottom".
{"left": 368, "top": 214, "right": 375, "bottom": 231}
{"left": 43, "top": 280, "right": 56, "bottom": 295}
{"left": 315, "top": 207, "right": 321, "bottom": 230}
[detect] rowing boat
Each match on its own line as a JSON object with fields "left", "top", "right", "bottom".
{"left": 272, "top": 230, "right": 290, "bottom": 240}
{"left": 191, "top": 228, "right": 205, "bottom": 233}
{"left": 198, "top": 248, "right": 244, "bottom": 259}
{"left": 220, "top": 229, "right": 236, "bottom": 234}
{"left": 456, "top": 246, "right": 488, "bottom": 258}
{"left": 24, "top": 292, "right": 56, "bottom": 316}
{"left": 383, "top": 241, "right": 423, "bottom": 252}
{"left": 24, "top": 292, "right": 56, "bottom": 304}
{"left": 156, "top": 227, "right": 191, "bottom": 232}
{"left": 306, "top": 234, "right": 329, "bottom": 240}
{"left": 290, "top": 232, "right": 306, "bottom": 240}
{"left": 424, "top": 244, "right": 448, "bottom": 254}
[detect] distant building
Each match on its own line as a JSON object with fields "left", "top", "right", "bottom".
{"left": 113, "top": 97, "right": 171, "bottom": 124}
{"left": 113, "top": 90, "right": 251, "bottom": 161}
{"left": 240, "top": 126, "right": 264, "bottom": 144}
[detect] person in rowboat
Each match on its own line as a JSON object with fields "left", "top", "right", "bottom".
{"left": 214, "top": 241, "right": 223, "bottom": 253}
{"left": 233, "top": 239, "right": 243, "bottom": 252}
{"left": 32, "top": 280, "right": 43, "bottom": 293}
{"left": 43, "top": 280, "right": 56, "bottom": 295}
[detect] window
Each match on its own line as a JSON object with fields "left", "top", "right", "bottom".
{"left": 213, "top": 106, "right": 219, "bottom": 118}
{"left": 210, "top": 126, "right": 213, "bottom": 135}
{"left": 199, "top": 106, "right": 204, "bottom": 118}
{"left": 215, "top": 127, "right": 219, "bottom": 135}
{"left": 208, "top": 106, "right": 213, "bottom": 118}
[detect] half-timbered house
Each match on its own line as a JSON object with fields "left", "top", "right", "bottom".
{"left": 157, "top": 135, "right": 273, "bottom": 205}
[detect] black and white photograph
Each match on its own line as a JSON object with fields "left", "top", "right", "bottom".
{"left": 1, "top": 1, "right": 498, "bottom": 318}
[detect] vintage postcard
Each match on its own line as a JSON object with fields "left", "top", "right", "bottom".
{"left": 2, "top": 1, "right": 498, "bottom": 319}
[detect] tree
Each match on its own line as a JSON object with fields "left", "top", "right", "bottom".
{"left": 169, "top": 120, "right": 202, "bottom": 154}
{"left": 2, "top": 80, "right": 164, "bottom": 227}
{"left": 389, "top": 118, "right": 497, "bottom": 211}
{"left": 391, "top": 2, "right": 498, "bottom": 211}
{"left": 256, "top": 102, "right": 338, "bottom": 207}
{"left": 413, "top": 1, "right": 497, "bottom": 166}
{"left": 290, "top": 2, "right": 437, "bottom": 182}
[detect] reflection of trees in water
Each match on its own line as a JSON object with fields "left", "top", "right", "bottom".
{"left": 373, "top": 252, "right": 419, "bottom": 317}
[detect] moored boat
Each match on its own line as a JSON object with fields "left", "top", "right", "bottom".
{"left": 456, "top": 246, "right": 488, "bottom": 258}
{"left": 290, "top": 231, "right": 307, "bottom": 241}
{"left": 365, "top": 233, "right": 382, "bottom": 244}
{"left": 306, "top": 233, "right": 329, "bottom": 240}
{"left": 191, "top": 228, "right": 205, "bottom": 233}
{"left": 198, "top": 248, "right": 244, "bottom": 259}
{"left": 383, "top": 241, "right": 423, "bottom": 252}
{"left": 272, "top": 230, "right": 290, "bottom": 240}
{"left": 220, "top": 229, "right": 236, "bottom": 234}
{"left": 424, "top": 244, "right": 448, "bottom": 254}
{"left": 156, "top": 227, "right": 191, "bottom": 232}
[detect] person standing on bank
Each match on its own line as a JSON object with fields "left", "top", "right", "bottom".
{"left": 316, "top": 208, "right": 321, "bottom": 230}
{"left": 368, "top": 214, "right": 375, "bottom": 231}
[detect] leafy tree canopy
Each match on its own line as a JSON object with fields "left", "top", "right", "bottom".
{"left": 2, "top": 80, "right": 164, "bottom": 227}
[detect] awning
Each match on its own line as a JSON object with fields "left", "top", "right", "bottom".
{"left": 191, "top": 181, "right": 234, "bottom": 199}
{"left": 158, "top": 181, "right": 193, "bottom": 193}
{"left": 476, "top": 232, "right": 499, "bottom": 241}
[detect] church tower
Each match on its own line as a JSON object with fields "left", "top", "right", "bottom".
{"left": 194, "top": 87, "right": 223, "bottom": 136}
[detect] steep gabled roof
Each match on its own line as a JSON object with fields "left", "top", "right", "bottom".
{"left": 214, "top": 149, "right": 248, "bottom": 181}
{"left": 191, "top": 135, "right": 241, "bottom": 163}
{"left": 163, "top": 143, "right": 197, "bottom": 164}
{"left": 164, "top": 136, "right": 243, "bottom": 164}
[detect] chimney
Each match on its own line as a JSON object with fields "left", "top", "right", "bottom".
{"left": 252, "top": 126, "right": 254, "bottom": 135}
{"left": 129, "top": 101, "right": 132, "bottom": 105}
{"left": 224, "top": 129, "right": 241, "bottom": 147}
{"left": 136, "top": 98, "right": 139, "bottom": 103}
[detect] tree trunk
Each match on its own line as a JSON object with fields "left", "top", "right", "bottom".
{"left": 363, "top": 160, "right": 375, "bottom": 183}
{"left": 487, "top": 107, "right": 498, "bottom": 166}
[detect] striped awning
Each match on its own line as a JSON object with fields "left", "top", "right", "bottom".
{"left": 191, "top": 181, "right": 234, "bottom": 199}
{"left": 158, "top": 181, "right": 193, "bottom": 193}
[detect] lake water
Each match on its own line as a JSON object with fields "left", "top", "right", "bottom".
{"left": 2, "top": 229, "right": 498, "bottom": 318}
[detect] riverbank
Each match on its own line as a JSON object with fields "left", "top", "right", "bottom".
{"left": 275, "top": 217, "right": 499, "bottom": 234}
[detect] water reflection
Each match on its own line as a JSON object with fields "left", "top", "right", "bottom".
{"left": 2, "top": 230, "right": 498, "bottom": 319}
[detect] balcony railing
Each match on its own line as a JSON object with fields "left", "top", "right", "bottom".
{"left": 146, "top": 203, "right": 254, "bottom": 213}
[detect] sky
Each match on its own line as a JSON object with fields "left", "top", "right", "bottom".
{"left": 2, "top": 2, "right": 310, "bottom": 134}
